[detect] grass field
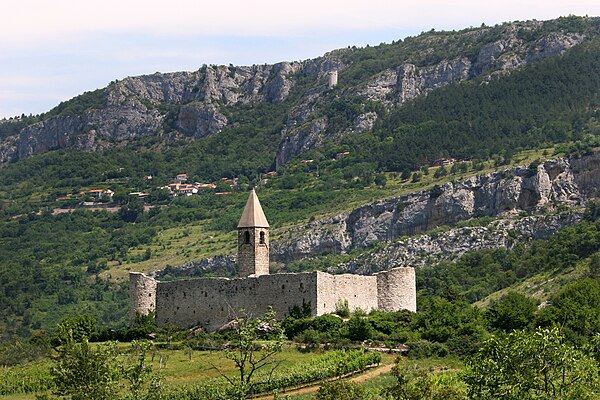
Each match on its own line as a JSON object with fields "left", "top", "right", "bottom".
{"left": 1, "top": 342, "right": 466, "bottom": 400}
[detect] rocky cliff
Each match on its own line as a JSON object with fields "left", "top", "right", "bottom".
{"left": 271, "top": 154, "right": 599, "bottom": 263}
{"left": 160, "top": 153, "right": 599, "bottom": 278}
{"left": 0, "top": 18, "right": 594, "bottom": 165}
{"left": 275, "top": 27, "right": 585, "bottom": 165}
{"left": 3, "top": 63, "right": 303, "bottom": 163}
{"left": 332, "top": 211, "right": 584, "bottom": 275}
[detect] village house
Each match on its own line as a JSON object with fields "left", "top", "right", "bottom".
{"left": 84, "top": 189, "right": 114, "bottom": 201}
{"left": 335, "top": 151, "right": 350, "bottom": 160}
{"left": 175, "top": 174, "right": 188, "bottom": 183}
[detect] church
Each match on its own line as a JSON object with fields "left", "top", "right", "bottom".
{"left": 130, "top": 189, "right": 416, "bottom": 331}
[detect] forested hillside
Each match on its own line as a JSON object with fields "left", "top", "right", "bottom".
{"left": 1, "top": 16, "right": 600, "bottom": 339}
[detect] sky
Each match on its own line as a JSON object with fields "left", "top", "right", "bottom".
{"left": 2, "top": 1, "right": 600, "bottom": 119}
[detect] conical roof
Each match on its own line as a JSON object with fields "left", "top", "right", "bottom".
{"left": 237, "top": 189, "right": 269, "bottom": 228}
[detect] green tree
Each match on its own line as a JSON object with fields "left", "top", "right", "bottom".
{"left": 538, "top": 279, "right": 600, "bottom": 344}
{"left": 122, "top": 340, "right": 164, "bottom": 400}
{"left": 375, "top": 173, "right": 387, "bottom": 188}
{"left": 119, "top": 201, "right": 145, "bottom": 223}
{"left": 53, "top": 315, "right": 97, "bottom": 345}
{"left": 485, "top": 292, "right": 537, "bottom": 332}
{"left": 589, "top": 251, "right": 600, "bottom": 281}
{"left": 401, "top": 168, "right": 411, "bottom": 181}
{"left": 433, "top": 166, "right": 448, "bottom": 178}
{"left": 463, "top": 327, "right": 600, "bottom": 400}
{"left": 347, "top": 310, "right": 372, "bottom": 341}
{"left": 51, "top": 340, "right": 120, "bottom": 400}
{"left": 383, "top": 358, "right": 467, "bottom": 400}
{"left": 215, "top": 307, "right": 285, "bottom": 398}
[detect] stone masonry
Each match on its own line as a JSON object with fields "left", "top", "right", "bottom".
{"left": 130, "top": 190, "right": 416, "bottom": 331}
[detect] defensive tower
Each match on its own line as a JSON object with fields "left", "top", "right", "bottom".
{"left": 328, "top": 70, "right": 338, "bottom": 88}
{"left": 237, "top": 189, "right": 270, "bottom": 277}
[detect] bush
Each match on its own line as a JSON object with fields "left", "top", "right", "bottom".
{"left": 485, "top": 292, "right": 537, "bottom": 332}
{"left": 347, "top": 313, "right": 372, "bottom": 342}
{"left": 53, "top": 315, "right": 97, "bottom": 346}
{"left": 316, "top": 381, "right": 372, "bottom": 399}
{"left": 383, "top": 358, "right": 467, "bottom": 400}
{"left": 463, "top": 327, "right": 600, "bottom": 399}
{"left": 406, "top": 340, "right": 449, "bottom": 359}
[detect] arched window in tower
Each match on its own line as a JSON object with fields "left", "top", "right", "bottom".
{"left": 244, "top": 231, "right": 250, "bottom": 244}
{"left": 259, "top": 231, "right": 266, "bottom": 244}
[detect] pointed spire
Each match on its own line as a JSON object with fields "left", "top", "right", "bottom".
{"left": 237, "top": 189, "right": 269, "bottom": 228}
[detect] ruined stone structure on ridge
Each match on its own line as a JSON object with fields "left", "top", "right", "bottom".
{"left": 130, "top": 189, "right": 416, "bottom": 331}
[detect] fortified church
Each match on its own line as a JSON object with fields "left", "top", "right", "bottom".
{"left": 130, "top": 189, "right": 416, "bottom": 331}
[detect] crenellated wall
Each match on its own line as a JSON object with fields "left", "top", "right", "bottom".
{"left": 129, "top": 267, "right": 416, "bottom": 331}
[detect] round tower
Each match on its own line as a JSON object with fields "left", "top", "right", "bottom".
{"left": 376, "top": 267, "right": 416, "bottom": 312}
{"left": 129, "top": 272, "right": 157, "bottom": 323}
{"left": 237, "top": 189, "right": 270, "bottom": 277}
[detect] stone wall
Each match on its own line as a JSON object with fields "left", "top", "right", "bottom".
{"left": 131, "top": 267, "right": 417, "bottom": 331}
{"left": 376, "top": 268, "right": 416, "bottom": 312}
{"left": 129, "top": 272, "right": 157, "bottom": 322}
{"left": 315, "top": 272, "right": 378, "bottom": 315}
{"left": 155, "top": 272, "right": 318, "bottom": 331}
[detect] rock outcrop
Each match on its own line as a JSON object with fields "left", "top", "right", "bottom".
{"left": 355, "top": 31, "right": 583, "bottom": 108}
{"left": 3, "top": 62, "right": 302, "bottom": 162}
{"left": 162, "top": 153, "right": 599, "bottom": 278}
{"left": 0, "top": 19, "right": 592, "bottom": 165}
{"left": 333, "top": 211, "right": 584, "bottom": 275}
{"left": 274, "top": 27, "right": 586, "bottom": 165}
{"left": 154, "top": 254, "right": 237, "bottom": 279}
{"left": 271, "top": 154, "right": 598, "bottom": 263}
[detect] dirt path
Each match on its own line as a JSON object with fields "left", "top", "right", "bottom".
{"left": 253, "top": 362, "right": 395, "bottom": 399}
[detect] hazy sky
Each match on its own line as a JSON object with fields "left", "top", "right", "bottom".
{"left": 2, "top": 1, "right": 600, "bottom": 119}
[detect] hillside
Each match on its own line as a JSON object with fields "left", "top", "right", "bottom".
{"left": 1, "top": 16, "right": 600, "bottom": 170}
{"left": 1, "top": 15, "right": 600, "bottom": 339}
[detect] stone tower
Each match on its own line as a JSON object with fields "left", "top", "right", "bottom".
{"left": 328, "top": 70, "right": 338, "bottom": 89}
{"left": 237, "top": 189, "right": 270, "bottom": 277}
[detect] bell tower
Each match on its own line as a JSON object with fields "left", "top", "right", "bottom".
{"left": 237, "top": 189, "right": 270, "bottom": 277}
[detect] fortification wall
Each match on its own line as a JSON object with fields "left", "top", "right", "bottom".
{"left": 129, "top": 272, "right": 158, "bottom": 322}
{"left": 155, "top": 272, "right": 319, "bottom": 331}
{"left": 131, "top": 267, "right": 416, "bottom": 331}
{"left": 376, "top": 267, "right": 416, "bottom": 312}
{"left": 315, "top": 272, "right": 378, "bottom": 315}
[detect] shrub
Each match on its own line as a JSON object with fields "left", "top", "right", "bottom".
{"left": 406, "top": 340, "right": 449, "bottom": 359}
{"left": 316, "top": 381, "right": 371, "bottom": 399}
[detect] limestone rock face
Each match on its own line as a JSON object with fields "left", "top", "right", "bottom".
{"left": 526, "top": 32, "right": 585, "bottom": 62}
{"left": 0, "top": 136, "right": 18, "bottom": 163}
{"left": 0, "top": 21, "right": 591, "bottom": 165}
{"left": 354, "top": 112, "right": 378, "bottom": 132}
{"left": 156, "top": 154, "right": 599, "bottom": 278}
{"left": 335, "top": 212, "right": 584, "bottom": 274}
{"left": 276, "top": 117, "right": 328, "bottom": 167}
{"left": 163, "top": 154, "right": 599, "bottom": 277}
{"left": 271, "top": 154, "right": 599, "bottom": 262}
{"left": 272, "top": 28, "right": 586, "bottom": 165}
{"left": 176, "top": 104, "right": 228, "bottom": 138}
{"left": 154, "top": 255, "right": 237, "bottom": 279}
{"left": 6, "top": 63, "right": 301, "bottom": 161}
